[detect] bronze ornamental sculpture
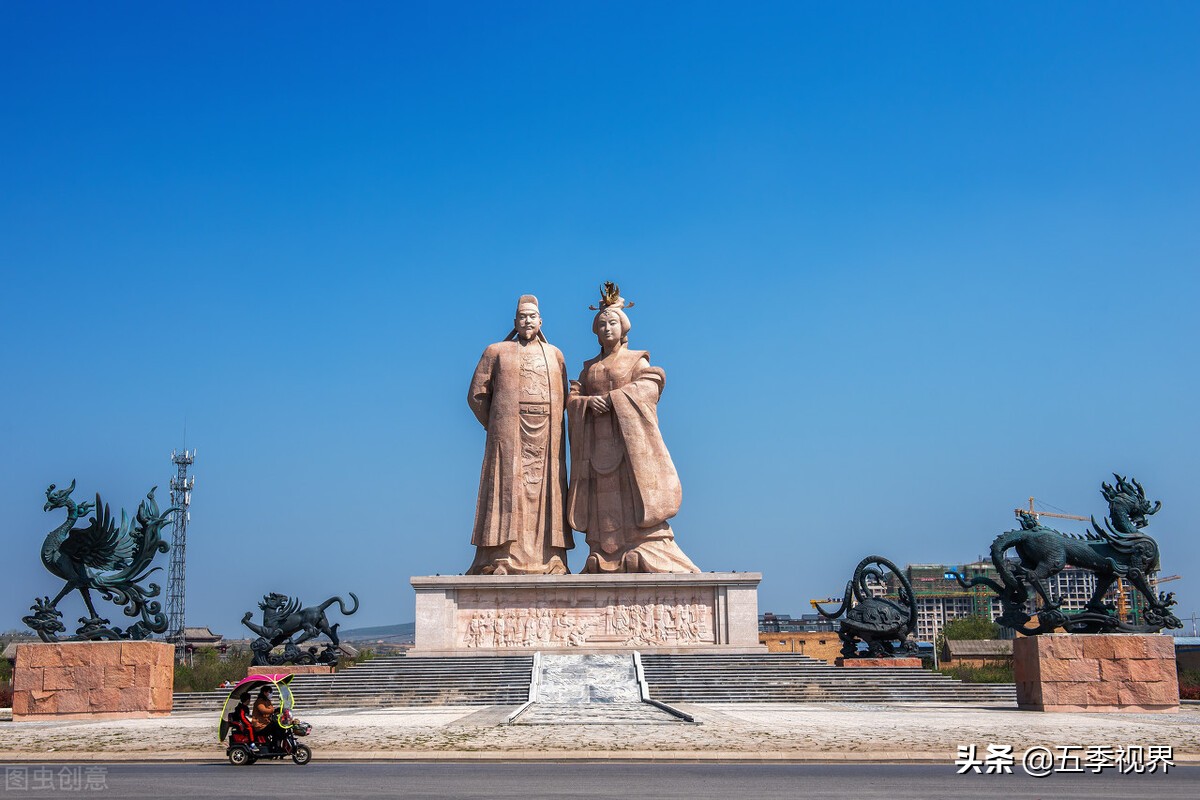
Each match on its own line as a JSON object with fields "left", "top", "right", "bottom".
{"left": 25, "top": 480, "right": 175, "bottom": 642}
{"left": 952, "top": 474, "right": 1182, "bottom": 635}
{"left": 814, "top": 555, "right": 918, "bottom": 659}
{"left": 241, "top": 592, "right": 360, "bottom": 666}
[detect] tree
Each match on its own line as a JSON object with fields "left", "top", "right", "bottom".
{"left": 938, "top": 614, "right": 1000, "bottom": 650}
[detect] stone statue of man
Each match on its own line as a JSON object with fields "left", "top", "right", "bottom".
{"left": 466, "top": 295, "right": 573, "bottom": 575}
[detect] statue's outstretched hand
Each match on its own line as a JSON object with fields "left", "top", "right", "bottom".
{"left": 587, "top": 395, "right": 610, "bottom": 414}
{"left": 241, "top": 612, "right": 253, "bottom": 624}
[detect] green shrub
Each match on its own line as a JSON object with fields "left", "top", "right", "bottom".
{"left": 936, "top": 662, "right": 1014, "bottom": 684}
{"left": 173, "top": 647, "right": 253, "bottom": 693}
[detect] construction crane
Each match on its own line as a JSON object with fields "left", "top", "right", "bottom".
{"left": 1014, "top": 497, "right": 1088, "bottom": 523}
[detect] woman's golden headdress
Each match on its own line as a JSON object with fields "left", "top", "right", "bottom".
{"left": 588, "top": 281, "right": 635, "bottom": 311}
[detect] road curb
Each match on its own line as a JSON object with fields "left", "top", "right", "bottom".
{"left": 3, "top": 750, "right": 1200, "bottom": 765}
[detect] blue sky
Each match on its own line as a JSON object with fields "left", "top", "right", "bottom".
{"left": 2, "top": 2, "right": 1198, "bottom": 636}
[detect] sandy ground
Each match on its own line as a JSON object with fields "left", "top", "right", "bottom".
{"left": 1, "top": 703, "right": 1198, "bottom": 762}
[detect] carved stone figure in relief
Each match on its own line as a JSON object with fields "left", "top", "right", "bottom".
{"left": 467, "top": 295, "right": 573, "bottom": 575}
{"left": 566, "top": 283, "right": 700, "bottom": 573}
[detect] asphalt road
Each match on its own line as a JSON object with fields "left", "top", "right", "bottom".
{"left": 1, "top": 763, "right": 1195, "bottom": 799}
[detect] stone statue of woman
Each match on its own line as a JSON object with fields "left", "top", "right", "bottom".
{"left": 566, "top": 283, "right": 700, "bottom": 574}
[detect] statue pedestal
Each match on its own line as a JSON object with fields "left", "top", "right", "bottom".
{"left": 1013, "top": 634, "right": 1179, "bottom": 712}
{"left": 835, "top": 657, "right": 922, "bottom": 668}
{"left": 246, "top": 665, "right": 335, "bottom": 678}
{"left": 11, "top": 641, "right": 174, "bottom": 721}
{"left": 411, "top": 572, "right": 765, "bottom": 655}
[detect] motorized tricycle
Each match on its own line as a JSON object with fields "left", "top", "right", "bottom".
{"left": 218, "top": 673, "right": 313, "bottom": 766}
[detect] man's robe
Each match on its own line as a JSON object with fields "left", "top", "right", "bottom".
{"left": 468, "top": 339, "right": 572, "bottom": 567}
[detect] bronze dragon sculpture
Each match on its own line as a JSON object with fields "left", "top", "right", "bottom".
{"left": 952, "top": 474, "right": 1180, "bottom": 635}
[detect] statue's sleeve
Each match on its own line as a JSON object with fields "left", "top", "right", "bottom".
{"left": 623, "top": 356, "right": 665, "bottom": 405}
{"left": 467, "top": 346, "right": 497, "bottom": 428}
{"left": 609, "top": 356, "right": 679, "bottom": 525}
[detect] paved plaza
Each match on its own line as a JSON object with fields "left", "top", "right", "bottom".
{"left": 1, "top": 703, "right": 1197, "bottom": 763}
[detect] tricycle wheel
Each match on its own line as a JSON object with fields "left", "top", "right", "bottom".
{"left": 292, "top": 745, "right": 312, "bottom": 765}
{"left": 228, "top": 745, "right": 253, "bottom": 766}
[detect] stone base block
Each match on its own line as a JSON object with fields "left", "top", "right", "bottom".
{"left": 246, "top": 665, "right": 335, "bottom": 678}
{"left": 1013, "top": 634, "right": 1178, "bottom": 713}
{"left": 411, "top": 572, "right": 765, "bottom": 654}
{"left": 835, "top": 657, "right": 922, "bottom": 668}
{"left": 12, "top": 641, "right": 174, "bottom": 721}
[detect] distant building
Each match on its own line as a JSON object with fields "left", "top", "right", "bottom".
{"left": 759, "top": 612, "right": 837, "bottom": 633}
{"left": 181, "top": 627, "right": 224, "bottom": 648}
{"left": 940, "top": 639, "right": 1012, "bottom": 667}
{"left": 759, "top": 631, "right": 843, "bottom": 663}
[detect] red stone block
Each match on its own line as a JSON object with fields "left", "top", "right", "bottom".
{"left": 1109, "top": 636, "right": 1150, "bottom": 659}
{"left": 1041, "top": 656, "right": 1100, "bottom": 683}
{"left": 1080, "top": 636, "right": 1118, "bottom": 660}
{"left": 19, "top": 644, "right": 63, "bottom": 668}
{"left": 1086, "top": 681, "right": 1122, "bottom": 705}
{"left": 245, "top": 664, "right": 336, "bottom": 678}
{"left": 1117, "top": 682, "right": 1170, "bottom": 706}
{"left": 71, "top": 664, "right": 106, "bottom": 690}
{"left": 149, "top": 687, "right": 174, "bottom": 712}
{"left": 88, "top": 687, "right": 122, "bottom": 709}
{"left": 1144, "top": 635, "right": 1176, "bottom": 659}
{"left": 12, "top": 666, "right": 43, "bottom": 692}
{"left": 1017, "top": 680, "right": 1043, "bottom": 706}
{"left": 29, "top": 690, "right": 59, "bottom": 714}
{"left": 55, "top": 690, "right": 91, "bottom": 714}
{"left": 104, "top": 664, "right": 136, "bottom": 689}
{"left": 42, "top": 667, "right": 75, "bottom": 691}
{"left": 1011, "top": 634, "right": 1178, "bottom": 713}
{"left": 1127, "top": 658, "right": 1175, "bottom": 683}
{"left": 130, "top": 665, "right": 155, "bottom": 688}
{"left": 1047, "top": 681, "right": 1089, "bottom": 706}
{"left": 118, "top": 687, "right": 152, "bottom": 711}
{"left": 1044, "top": 635, "right": 1084, "bottom": 660}
{"left": 12, "top": 641, "right": 175, "bottom": 722}
{"left": 1099, "top": 659, "right": 1134, "bottom": 682}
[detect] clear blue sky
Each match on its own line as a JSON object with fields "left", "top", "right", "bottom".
{"left": 3, "top": 2, "right": 1198, "bottom": 636}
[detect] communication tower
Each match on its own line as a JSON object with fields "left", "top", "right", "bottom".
{"left": 166, "top": 449, "right": 195, "bottom": 649}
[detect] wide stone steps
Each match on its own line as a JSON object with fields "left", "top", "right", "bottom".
{"left": 514, "top": 702, "right": 682, "bottom": 725}
{"left": 172, "top": 655, "right": 533, "bottom": 713}
{"left": 640, "top": 654, "right": 1016, "bottom": 705}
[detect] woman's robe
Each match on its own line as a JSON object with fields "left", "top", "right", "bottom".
{"left": 566, "top": 347, "right": 699, "bottom": 573}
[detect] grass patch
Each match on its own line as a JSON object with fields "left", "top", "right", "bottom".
{"left": 935, "top": 663, "right": 1014, "bottom": 683}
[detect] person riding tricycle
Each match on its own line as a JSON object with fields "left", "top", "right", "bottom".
{"left": 219, "top": 674, "right": 312, "bottom": 766}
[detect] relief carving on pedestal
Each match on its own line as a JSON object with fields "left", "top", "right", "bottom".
{"left": 456, "top": 588, "right": 714, "bottom": 648}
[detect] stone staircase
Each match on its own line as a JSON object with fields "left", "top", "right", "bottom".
{"left": 510, "top": 653, "right": 683, "bottom": 725}
{"left": 172, "top": 654, "right": 533, "bottom": 713}
{"left": 640, "top": 653, "right": 1017, "bottom": 705}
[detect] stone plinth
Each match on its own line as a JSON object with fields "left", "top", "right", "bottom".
{"left": 411, "top": 572, "right": 764, "bottom": 655}
{"left": 1013, "top": 634, "right": 1179, "bottom": 713}
{"left": 12, "top": 641, "right": 174, "bottom": 721}
{"left": 246, "top": 665, "right": 335, "bottom": 678}
{"left": 835, "top": 657, "right": 922, "bottom": 668}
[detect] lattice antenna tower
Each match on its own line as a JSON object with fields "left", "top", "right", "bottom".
{"left": 166, "top": 449, "right": 195, "bottom": 648}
